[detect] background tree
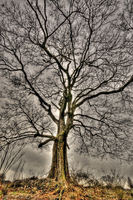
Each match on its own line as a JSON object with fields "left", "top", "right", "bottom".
{"left": 0, "top": 0, "right": 133, "bottom": 185}
{"left": 0, "top": 142, "right": 25, "bottom": 182}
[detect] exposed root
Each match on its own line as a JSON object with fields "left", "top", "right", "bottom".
{"left": 59, "top": 188, "right": 65, "bottom": 200}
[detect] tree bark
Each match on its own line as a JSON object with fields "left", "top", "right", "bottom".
{"left": 48, "top": 135, "right": 70, "bottom": 183}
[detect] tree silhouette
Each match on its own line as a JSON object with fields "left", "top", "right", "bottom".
{"left": 0, "top": 142, "right": 25, "bottom": 182}
{"left": 0, "top": 0, "right": 133, "bottom": 184}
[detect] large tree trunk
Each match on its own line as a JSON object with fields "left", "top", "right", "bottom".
{"left": 48, "top": 134, "right": 70, "bottom": 184}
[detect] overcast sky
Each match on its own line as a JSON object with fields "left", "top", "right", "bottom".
{"left": 5, "top": 144, "right": 133, "bottom": 182}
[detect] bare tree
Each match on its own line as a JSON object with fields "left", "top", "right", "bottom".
{"left": 0, "top": 0, "right": 133, "bottom": 185}
{"left": 0, "top": 142, "right": 25, "bottom": 182}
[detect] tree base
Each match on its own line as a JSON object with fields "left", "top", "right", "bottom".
{"left": 43, "top": 177, "right": 84, "bottom": 200}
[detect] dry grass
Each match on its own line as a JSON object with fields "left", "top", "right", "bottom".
{"left": 0, "top": 177, "right": 133, "bottom": 200}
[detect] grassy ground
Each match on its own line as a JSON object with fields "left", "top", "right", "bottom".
{"left": 0, "top": 177, "right": 133, "bottom": 200}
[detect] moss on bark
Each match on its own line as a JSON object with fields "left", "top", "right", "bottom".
{"left": 48, "top": 135, "right": 70, "bottom": 184}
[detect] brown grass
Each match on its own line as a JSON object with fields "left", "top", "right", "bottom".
{"left": 0, "top": 177, "right": 133, "bottom": 200}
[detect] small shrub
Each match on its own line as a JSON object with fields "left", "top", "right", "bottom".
{"left": 12, "top": 180, "right": 22, "bottom": 188}
{"left": 115, "top": 189, "right": 124, "bottom": 200}
{"left": 1, "top": 186, "right": 8, "bottom": 196}
{"left": 0, "top": 173, "right": 5, "bottom": 184}
{"left": 100, "top": 169, "right": 124, "bottom": 187}
{"left": 130, "top": 189, "right": 133, "bottom": 197}
{"left": 115, "top": 186, "right": 124, "bottom": 190}
{"left": 105, "top": 184, "right": 113, "bottom": 189}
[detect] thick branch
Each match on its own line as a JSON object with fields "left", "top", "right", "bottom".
{"left": 38, "top": 137, "right": 55, "bottom": 148}
{"left": 74, "top": 69, "right": 116, "bottom": 103}
{"left": 34, "top": 133, "right": 54, "bottom": 139}
{"left": 76, "top": 75, "right": 133, "bottom": 107}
